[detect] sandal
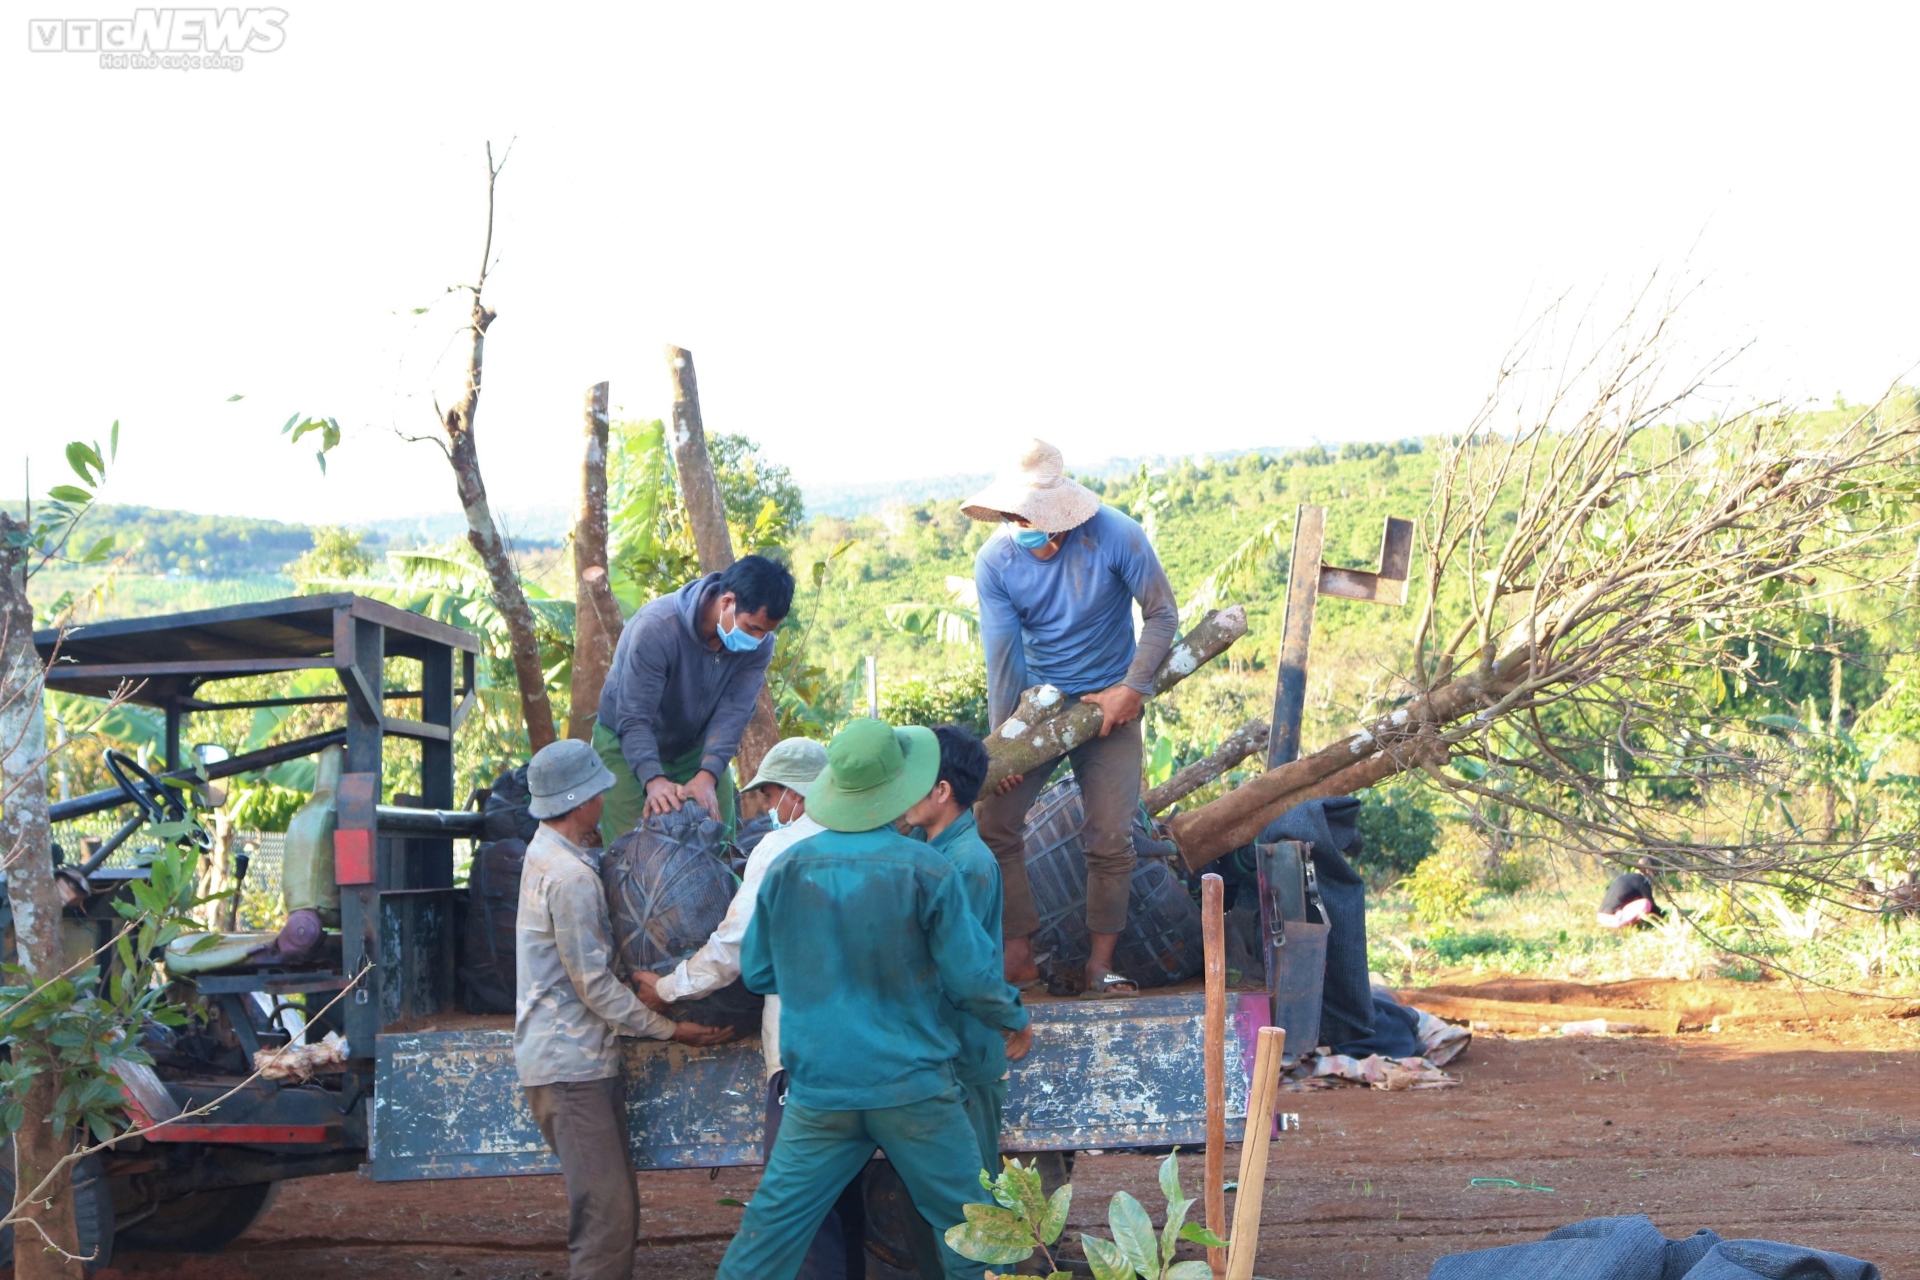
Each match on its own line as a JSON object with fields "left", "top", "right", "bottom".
{"left": 1082, "top": 971, "right": 1139, "bottom": 998}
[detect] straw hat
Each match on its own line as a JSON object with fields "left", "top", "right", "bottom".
{"left": 961, "top": 438, "right": 1103, "bottom": 534}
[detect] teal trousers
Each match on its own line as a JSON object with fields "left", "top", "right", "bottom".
{"left": 960, "top": 1076, "right": 1007, "bottom": 1174}
{"left": 902, "top": 1076, "right": 1008, "bottom": 1277}
{"left": 717, "top": 1084, "right": 990, "bottom": 1280}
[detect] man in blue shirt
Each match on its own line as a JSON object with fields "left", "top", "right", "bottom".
{"left": 963, "top": 439, "right": 1178, "bottom": 993}
{"left": 716, "top": 718, "right": 1032, "bottom": 1280}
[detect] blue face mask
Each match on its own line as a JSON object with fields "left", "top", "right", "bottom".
{"left": 770, "top": 793, "right": 795, "bottom": 828}
{"left": 718, "top": 602, "right": 768, "bottom": 653}
{"left": 1009, "top": 524, "right": 1052, "bottom": 550}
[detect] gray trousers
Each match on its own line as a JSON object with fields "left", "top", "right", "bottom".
{"left": 977, "top": 717, "right": 1142, "bottom": 939}
{"left": 525, "top": 1077, "right": 637, "bottom": 1280}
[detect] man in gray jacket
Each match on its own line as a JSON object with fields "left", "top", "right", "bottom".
{"left": 514, "top": 739, "right": 731, "bottom": 1280}
{"left": 592, "top": 555, "right": 795, "bottom": 845}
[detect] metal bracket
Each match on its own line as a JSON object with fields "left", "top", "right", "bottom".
{"left": 1268, "top": 506, "right": 1416, "bottom": 767}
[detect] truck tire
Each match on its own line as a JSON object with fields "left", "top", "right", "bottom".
{"left": 116, "top": 1181, "right": 277, "bottom": 1253}
{"left": 0, "top": 1147, "right": 114, "bottom": 1271}
{"left": 1023, "top": 780, "right": 1204, "bottom": 987}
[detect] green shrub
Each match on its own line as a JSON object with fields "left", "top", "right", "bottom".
{"left": 1404, "top": 853, "right": 1481, "bottom": 925}
{"left": 1481, "top": 850, "right": 1542, "bottom": 896}
{"left": 877, "top": 666, "right": 990, "bottom": 736}
{"left": 1355, "top": 785, "right": 1439, "bottom": 876}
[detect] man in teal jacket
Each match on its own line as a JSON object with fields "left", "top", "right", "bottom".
{"left": 902, "top": 723, "right": 1008, "bottom": 1169}
{"left": 717, "top": 719, "right": 1032, "bottom": 1280}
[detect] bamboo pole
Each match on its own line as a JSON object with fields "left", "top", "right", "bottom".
{"left": 1202, "top": 873, "right": 1227, "bottom": 1280}
{"left": 1225, "top": 1025, "right": 1285, "bottom": 1280}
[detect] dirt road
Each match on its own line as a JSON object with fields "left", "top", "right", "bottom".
{"left": 97, "top": 981, "right": 1920, "bottom": 1280}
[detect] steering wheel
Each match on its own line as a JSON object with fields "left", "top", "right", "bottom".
{"left": 104, "top": 749, "right": 188, "bottom": 826}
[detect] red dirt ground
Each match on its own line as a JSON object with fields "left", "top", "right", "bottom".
{"left": 93, "top": 977, "right": 1920, "bottom": 1280}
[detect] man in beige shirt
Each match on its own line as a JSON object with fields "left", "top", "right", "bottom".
{"left": 513, "top": 739, "right": 730, "bottom": 1280}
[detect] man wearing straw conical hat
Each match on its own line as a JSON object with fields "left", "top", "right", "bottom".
{"left": 961, "top": 439, "right": 1179, "bottom": 995}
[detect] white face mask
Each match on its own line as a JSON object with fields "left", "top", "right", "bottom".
{"left": 770, "top": 790, "right": 797, "bottom": 828}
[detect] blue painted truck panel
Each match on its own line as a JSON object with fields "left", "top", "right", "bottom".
{"left": 370, "top": 990, "right": 1270, "bottom": 1181}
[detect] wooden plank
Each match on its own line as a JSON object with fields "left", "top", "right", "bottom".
{"left": 348, "top": 594, "right": 481, "bottom": 655}
{"left": 381, "top": 716, "right": 452, "bottom": 742}
{"left": 1402, "top": 991, "right": 1682, "bottom": 1035}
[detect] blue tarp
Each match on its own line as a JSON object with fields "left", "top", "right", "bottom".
{"left": 1428, "top": 1215, "right": 1880, "bottom": 1280}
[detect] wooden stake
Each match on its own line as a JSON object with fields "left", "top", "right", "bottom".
{"left": 1202, "top": 873, "right": 1227, "bottom": 1280}
{"left": 1225, "top": 1025, "right": 1285, "bottom": 1280}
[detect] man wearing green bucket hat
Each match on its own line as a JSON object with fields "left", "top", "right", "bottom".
{"left": 716, "top": 719, "right": 1032, "bottom": 1280}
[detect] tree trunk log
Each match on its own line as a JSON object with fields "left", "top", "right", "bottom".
{"left": 983, "top": 606, "right": 1248, "bottom": 790}
{"left": 663, "top": 345, "right": 780, "bottom": 793}
{"left": 1143, "top": 719, "right": 1269, "bottom": 816}
{"left": 444, "top": 293, "right": 558, "bottom": 751}
{"left": 0, "top": 517, "right": 84, "bottom": 1278}
{"left": 665, "top": 346, "right": 735, "bottom": 574}
{"left": 569, "top": 381, "right": 620, "bottom": 741}
{"left": 1171, "top": 650, "right": 1528, "bottom": 864}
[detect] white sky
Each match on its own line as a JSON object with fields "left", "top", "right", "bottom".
{"left": 5, "top": 3, "right": 1918, "bottom": 526}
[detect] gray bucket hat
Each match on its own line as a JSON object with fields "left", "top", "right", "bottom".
{"left": 527, "top": 738, "right": 618, "bottom": 820}
{"left": 743, "top": 737, "right": 829, "bottom": 797}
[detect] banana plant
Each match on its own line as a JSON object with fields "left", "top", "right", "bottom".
{"left": 946, "top": 1151, "right": 1225, "bottom": 1280}
{"left": 884, "top": 575, "right": 980, "bottom": 647}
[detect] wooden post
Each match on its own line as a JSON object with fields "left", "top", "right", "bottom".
{"left": 1202, "top": 873, "right": 1228, "bottom": 1280}
{"left": 865, "top": 655, "right": 879, "bottom": 718}
{"left": 569, "top": 381, "right": 621, "bottom": 741}
{"left": 1267, "top": 507, "right": 1414, "bottom": 768}
{"left": 1268, "top": 505, "right": 1324, "bottom": 768}
{"left": 1226, "top": 1025, "right": 1286, "bottom": 1280}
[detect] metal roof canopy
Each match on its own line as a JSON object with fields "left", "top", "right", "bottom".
{"left": 35, "top": 594, "right": 478, "bottom": 707}
{"left": 40, "top": 594, "right": 481, "bottom": 1046}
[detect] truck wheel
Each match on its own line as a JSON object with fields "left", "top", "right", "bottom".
{"left": 115, "top": 1181, "right": 277, "bottom": 1253}
{"left": 0, "top": 1148, "right": 115, "bottom": 1272}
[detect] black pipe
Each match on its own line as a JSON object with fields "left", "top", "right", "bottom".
{"left": 49, "top": 729, "right": 348, "bottom": 824}
{"left": 375, "top": 805, "right": 484, "bottom": 838}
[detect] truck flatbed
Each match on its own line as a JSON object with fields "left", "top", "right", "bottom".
{"left": 370, "top": 981, "right": 1274, "bottom": 1180}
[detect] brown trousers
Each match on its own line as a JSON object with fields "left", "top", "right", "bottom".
{"left": 525, "top": 1077, "right": 637, "bottom": 1280}
{"left": 977, "top": 716, "right": 1142, "bottom": 939}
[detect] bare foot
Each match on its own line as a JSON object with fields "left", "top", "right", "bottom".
{"left": 1004, "top": 936, "right": 1040, "bottom": 985}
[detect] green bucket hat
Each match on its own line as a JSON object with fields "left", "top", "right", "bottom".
{"left": 807, "top": 719, "right": 940, "bottom": 833}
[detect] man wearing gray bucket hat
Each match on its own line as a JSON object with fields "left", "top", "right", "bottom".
{"left": 962, "top": 438, "right": 1179, "bottom": 995}
{"left": 715, "top": 719, "right": 1031, "bottom": 1280}
{"left": 512, "top": 739, "right": 733, "bottom": 1280}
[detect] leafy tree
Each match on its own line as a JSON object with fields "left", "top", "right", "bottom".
{"left": 286, "top": 526, "right": 375, "bottom": 586}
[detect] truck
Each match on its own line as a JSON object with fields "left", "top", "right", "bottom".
{"left": 31, "top": 593, "right": 1307, "bottom": 1271}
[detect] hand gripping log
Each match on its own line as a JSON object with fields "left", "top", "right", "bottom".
{"left": 981, "top": 606, "right": 1249, "bottom": 791}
